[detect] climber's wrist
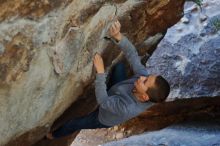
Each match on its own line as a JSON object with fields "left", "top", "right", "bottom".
{"left": 113, "top": 32, "right": 122, "bottom": 42}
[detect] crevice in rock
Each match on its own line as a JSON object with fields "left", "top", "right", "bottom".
{"left": 71, "top": 96, "right": 220, "bottom": 146}
{"left": 119, "top": 96, "right": 220, "bottom": 136}
{"left": 0, "top": 0, "right": 191, "bottom": 145}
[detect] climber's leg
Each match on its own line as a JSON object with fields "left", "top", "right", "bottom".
{"left": 50, "top": 108, "right": 109, "bottom": 139}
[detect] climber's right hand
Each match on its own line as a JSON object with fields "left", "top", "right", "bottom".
{"left": 109, "top": 20, "right": 122, "bottom": 42}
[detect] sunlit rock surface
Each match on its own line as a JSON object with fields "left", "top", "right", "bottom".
{"left": 0, "top": 0, "right": 185, "bottom": 145}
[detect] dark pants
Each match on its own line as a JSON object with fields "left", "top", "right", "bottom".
{"left": 52, "top": 62, "right": 127, "bottom": 138}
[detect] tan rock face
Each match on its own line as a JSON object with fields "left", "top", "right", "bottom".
{"left": 0, "top": 0, "right": 72, "bottom": 22}
{"left": 0, "top": 0, "right": 184, "bottom": 146}
{"left": 0, "top": 32, "right": 34, "bottom": 85}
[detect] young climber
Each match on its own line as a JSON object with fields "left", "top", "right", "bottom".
{"left": 46, "top": 20, "right": 170, "bottom": 139}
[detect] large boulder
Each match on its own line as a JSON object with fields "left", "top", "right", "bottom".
{"left": 0, "top": 0, "right": 185, "bottom": 145}
{"left": 146, "top": 0, "right": 220, "bottom": 100}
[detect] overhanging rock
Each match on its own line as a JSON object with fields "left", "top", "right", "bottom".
{"left": 0, "top": 0, "right": 185, "bottom": 145}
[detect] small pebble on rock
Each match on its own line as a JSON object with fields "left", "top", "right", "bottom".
{"left": 181, "top": 16, "right": 190, "bottom": 24}
{"left": 115, "top": 133, "right": 124, "bottom": 139}
{"left": 200, "top": 14, "right": 208, "bottom": 22}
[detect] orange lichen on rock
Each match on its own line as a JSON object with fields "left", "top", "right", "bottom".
{"left": 0, "top": 32, "right": 34, "bottom": 85}
{"left": 0, "top": 0, "right": 72, "bottom": 22}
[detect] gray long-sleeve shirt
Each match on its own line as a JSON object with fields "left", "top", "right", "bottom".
{"left": 95, "top": 36, "right": 154, "bottom": 126}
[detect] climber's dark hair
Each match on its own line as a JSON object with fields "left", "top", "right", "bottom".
{"left": 146, "top": 75, "right": 170, "bottom": 103}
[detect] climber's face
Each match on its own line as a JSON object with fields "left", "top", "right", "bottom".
{"left": 132, "top": 75, "right": 157, "bottom": 102}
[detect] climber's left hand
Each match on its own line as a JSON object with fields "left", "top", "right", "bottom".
{"left": 93, "top": 53, "right": 105, "bottom": 74}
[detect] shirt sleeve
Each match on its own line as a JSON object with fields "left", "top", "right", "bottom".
{"left": 95, "top": 73, "right": 108, "bottom": 104}
{"left": 113, "top": 36, "right": 148, "bottom": 76}
{"left": 95, "top": 73, "right": 129, "bottom": 115}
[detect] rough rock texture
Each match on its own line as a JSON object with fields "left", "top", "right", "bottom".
{"left": 0, "top": 0, "right": 185, "bottom": 146}
{"left": 70, "top": 1, "right": 220, "bottom": 145}
{"left": 104, "top": 119, "right": 220, "bottom": 146}
{"left": 146, "top": 0, "right": 220, "bottom": 100}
